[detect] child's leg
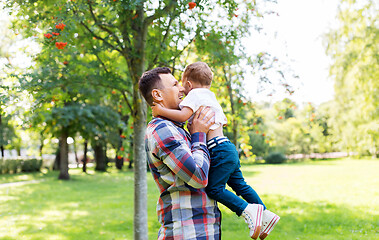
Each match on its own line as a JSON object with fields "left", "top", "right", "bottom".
{"left": 206, "top": 141, "right": 249, "bottom": 216}
{"left": 227, "top": 162, "right": 266, "bottom": 210}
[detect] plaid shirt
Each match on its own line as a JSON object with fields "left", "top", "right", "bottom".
{"left": 145, "top": 117, "right": 221, "bottom": 240}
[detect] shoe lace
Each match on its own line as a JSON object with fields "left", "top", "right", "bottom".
{"left": 242, "top": 211, "right": 254, "bottom": 228}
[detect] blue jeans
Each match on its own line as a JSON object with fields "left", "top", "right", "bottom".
{"left": 206, "top": 137, "right": 266, "bottom": 216}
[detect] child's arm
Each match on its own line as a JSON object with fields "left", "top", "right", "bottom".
{"left": 152, "top": 103, "right": 193, "bottom": 122}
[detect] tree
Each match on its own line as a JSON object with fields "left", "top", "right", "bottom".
{"left": 5, "top": 0, "right": 279, "bottom": 237}
{"left": 326, "top": 0, "right": 378, "bottom": 157}
{"left": 0, "top": 5, "right": 35, "bottom": 158}
{"left": 0, "top": 111, "right": 17, "bottom": 157}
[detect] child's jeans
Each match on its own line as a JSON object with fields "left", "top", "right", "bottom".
{"left": 206, "top": 136, "right": 266, "bottom": 216}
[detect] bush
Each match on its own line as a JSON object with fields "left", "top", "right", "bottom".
{"left": 264, "top": 152, "right": 287, "bottom": 164}
{"left": 4, "top": 160, "right": 20, "bottom": 173}
{"left": 0, "top": 158, "right": 43, "bottom": 174}
{"left": 21, "top": 159, "right": 43, "bottom": 172}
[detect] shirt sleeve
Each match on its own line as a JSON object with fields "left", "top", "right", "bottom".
{"left": 179, "top": 91, "right": 200, "bottom": 112}
{"left": 152, "top": 122, "right": 210, "bottom": 189}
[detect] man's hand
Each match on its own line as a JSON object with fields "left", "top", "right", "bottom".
{"left": 151, "top": 102, "right": 164, "bottom": 117}
{"left": 188, "top": 106, "right": 215, "bottom": 134}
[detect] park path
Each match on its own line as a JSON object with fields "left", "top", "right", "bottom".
{"left": 0, "top": 179, "right": 45, "bottom": 189}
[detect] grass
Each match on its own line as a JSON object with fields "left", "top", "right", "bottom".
{"left": 1, "top": 158, "right": 378, "bottom": 240}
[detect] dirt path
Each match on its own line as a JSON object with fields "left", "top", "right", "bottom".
{"left": 0, "top": 179, "right": 45, "bottom": 188}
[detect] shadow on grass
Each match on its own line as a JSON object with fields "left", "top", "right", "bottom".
{"left": 221, "top": 194, "right": 379, "bottom": 240}
{"left": 0, "top": 170, "right": 161, "bottom": 240}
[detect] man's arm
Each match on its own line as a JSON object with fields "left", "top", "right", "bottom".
{"left": 152, "top": 103, "right": 193, "bottom": 122}
{"left": 152, "top": 107, "right": 215, "bottom": 188}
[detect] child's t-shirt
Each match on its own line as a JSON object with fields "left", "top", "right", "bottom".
{"left": 179, "top": 88, "right": 227, "bottom": 130}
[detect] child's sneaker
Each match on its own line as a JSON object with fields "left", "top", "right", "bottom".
{"left": 241, "top": 204, "right": 264, "bottom": 239}
{"left": 259, "top": 210, "right": 280, "bottom": 240}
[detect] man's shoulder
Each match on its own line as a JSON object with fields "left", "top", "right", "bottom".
{"left": 148, "top": 117, "right": 174, "bottom": 128}
{"left": 146, "top": 118, "right": 187, "bottom": 147}
{"left": 147, "top": 118, "right": 180, "bottom": 135}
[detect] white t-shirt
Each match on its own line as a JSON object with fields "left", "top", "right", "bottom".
{"left": 179, "top": 88, "right": 227, "bottom": 130}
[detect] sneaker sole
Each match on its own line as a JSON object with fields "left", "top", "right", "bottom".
{"left": 252, "top": 225, "right": 261, "bottom": 239}
{"left": 259, "top": 215, "right": 280, "bottom": 240}
{"left": 251, "top": 205, "right": 264, "bottom": 239}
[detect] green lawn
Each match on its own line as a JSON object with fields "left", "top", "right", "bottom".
{"left": 1, "top": 159, "right": 378, "bottom": 240}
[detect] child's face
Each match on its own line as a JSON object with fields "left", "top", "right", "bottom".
{"left": 181, "top": 76, "right": 191, "bottom": 96}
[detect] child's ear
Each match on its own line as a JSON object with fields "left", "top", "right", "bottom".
{"left": 151, "top": 89, "right": 163, "bottom": 102}
{"left": 187, "top": 81, "right": 193, "bottom": 90}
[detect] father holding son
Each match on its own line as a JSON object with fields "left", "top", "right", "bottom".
{"left": 138, "top": 67, "right": 221, "bottom": 239}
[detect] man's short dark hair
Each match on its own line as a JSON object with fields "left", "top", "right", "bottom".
{"left": 138, "top": 67, "right": 172, "bottom": 106}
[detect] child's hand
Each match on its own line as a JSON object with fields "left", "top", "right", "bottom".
{"left": 151, "top": 102, "right": 164, "bottom": 117}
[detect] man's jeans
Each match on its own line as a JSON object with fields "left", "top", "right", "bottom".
{"left": 206, "top": 137, "right": 266, "bottom": 216}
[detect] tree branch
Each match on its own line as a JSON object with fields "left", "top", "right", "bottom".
{"left": 71, "top": 5, "right": 123, "bottom": 54}
{"left": 87, "top": 1, "right": 124, "bottom": 49}
{"left": 122, "top": 91, "right": 133, "bottom": 113}
{"left": 118, "top": 11, "right": 134, "bottom": 55}
{"left": 94, "top": 52, "right": 109, "bottom": 74}
{"left": 148, "top": 13, "right": 175, "bottom": 69}
{"left": 223, "top": 66, "right": 235, "bottom": 115}
{"left": 163, "top": 36, "right": 195, "bottom": 70}
{"left": 144, "top": 0, "right": 178, "bottom": 26}
{"left": 79, "top": 21, "right": 123, "bottom": 54}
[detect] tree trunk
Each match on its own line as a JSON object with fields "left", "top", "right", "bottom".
{"left": 0, "top": 113, "right": 3, "bottom": 158}
{"left": 232, "top": 118, "right": 238, "bottom": 147}
{"left": 115, "top": 129, "right": 124, "bottom": 170}
{"left": 133, "top": 92, "right": 148, "bottom": 240}
{"left": 73, "top": 138, "right": 79, "bottom": 168}
{"left": 58, "top": 128, "right": 70, "bottom": 180}
{"left": 39, "top": 138, "right": 44, "bottom": 157}
{"left": 53, "top": 140, "right": 61, "bottom": 170}
{"left": 83, "top": 140, "right": 88, "bottom": 173}
{"left": 224, "top": 67, "right": 238, "bottom": 146}
{"left": 128, "top": 139, "right": 133, "bottom": 169}
{"left": 94, "top": 141, "right": 107, "bottom": 171}
{"left": 131, "top": 10, "right": 148, "bottom": 239}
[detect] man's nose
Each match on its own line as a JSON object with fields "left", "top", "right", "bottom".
{"left": 179, "top": 85, "right": 185, "bottom": 91}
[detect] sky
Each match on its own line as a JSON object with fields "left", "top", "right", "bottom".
{"left": 244, "top": 0, "right": 340, "bottom": 106}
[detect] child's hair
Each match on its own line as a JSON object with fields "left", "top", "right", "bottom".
{"left": 182, "top": 62, "right": 213, "bottom": 86}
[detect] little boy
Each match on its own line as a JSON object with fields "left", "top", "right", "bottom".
{"left": 152, "top": 62, "right": 280, "bottom": 239}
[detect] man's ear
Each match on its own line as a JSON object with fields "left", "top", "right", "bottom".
{"left": 151, "top": 89, "right": 163, "bottom": 102}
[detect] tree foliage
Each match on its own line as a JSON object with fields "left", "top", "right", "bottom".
{"left": 326, "top": 0, "right": 378, "bottom": 157}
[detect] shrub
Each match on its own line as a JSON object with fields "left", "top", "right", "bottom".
{"left": 21, "top": 159, "right": 43, "bottom": 172}
{"left": 0, "top": 158, "right": 43, "bottom": 174}
{"left": 21, "top": 159, "right": 33, "bottom": 172}
{"left": 6, "top": 160, "right": 20, "bottom": 173}
{"left": 264, "top": 152, "right": 287, "bottom": 164}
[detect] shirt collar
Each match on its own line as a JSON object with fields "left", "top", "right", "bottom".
{"left": 154, "top": 116, "right": 185, "bottom": 128}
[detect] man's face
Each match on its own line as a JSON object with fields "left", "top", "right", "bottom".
{"left": 159, "top": 73, "right": 185, "bottom": 109}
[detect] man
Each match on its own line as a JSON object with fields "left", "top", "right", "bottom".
{"left": 139, "top": 67, "right": 221, "bottom": 239}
